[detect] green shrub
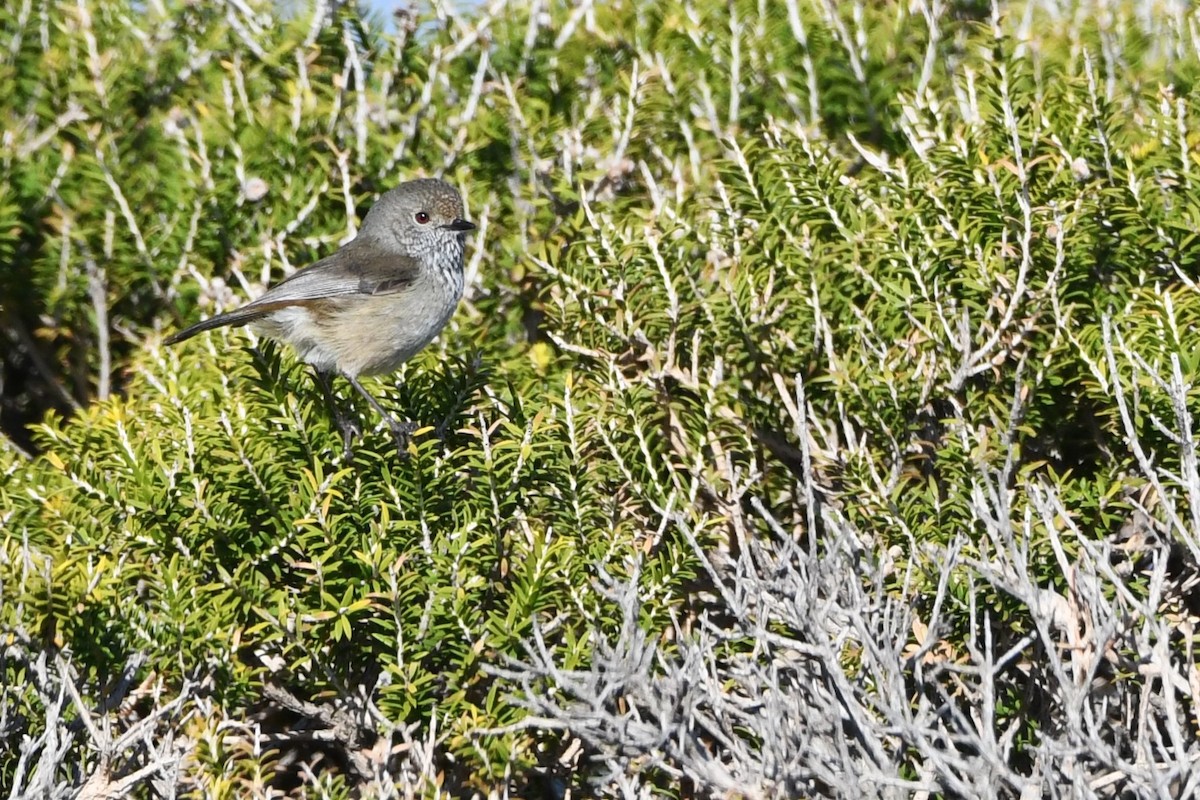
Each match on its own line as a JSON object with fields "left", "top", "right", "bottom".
{"left": 2, "top": 0, "right": 1199, "bottom": 797}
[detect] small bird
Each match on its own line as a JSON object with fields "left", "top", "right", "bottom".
{"left": 166, "top": 178, "right": 476, "bottom": 455}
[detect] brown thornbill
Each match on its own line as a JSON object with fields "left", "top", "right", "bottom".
{"left": 166, "top": 178, "right": 476, "bottom": 455}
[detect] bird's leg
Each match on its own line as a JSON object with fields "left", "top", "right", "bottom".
{"left": 346, "top": 375, "right": 417, "bottom": 456}
{"left": 314, "top": 368, "right": 360, "bottom": 458}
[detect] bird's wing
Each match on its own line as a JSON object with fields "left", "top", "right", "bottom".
{"left": 165, "top": 243, "right": 422, "bottom": 345}
{"left": 253, "top": 244, "right": 423, "bottom": 306}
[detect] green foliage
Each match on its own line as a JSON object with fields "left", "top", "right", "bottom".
{"left": 3, "top": 0, "right": 1200, "bottom": 795}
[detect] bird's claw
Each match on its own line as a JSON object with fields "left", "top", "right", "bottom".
{"left": 387, "top": 419, "right": 418, "bottom": 457}
{"left": 336, "top": 415, "right": 362, "bottom": 460}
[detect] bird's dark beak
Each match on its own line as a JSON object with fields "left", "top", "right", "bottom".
{"left": 441, "top": 218, "right": 476, "bottom": 232}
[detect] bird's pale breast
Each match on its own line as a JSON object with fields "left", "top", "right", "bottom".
{"left": 253, "top": 270, "right": 462, "bottom": 378}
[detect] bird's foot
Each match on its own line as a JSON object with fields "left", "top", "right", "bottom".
{"left": 314, "top": 369, "right": 362, "bottom": 460}
{"left": 335, "top": 413, "right": 363, "bottom": 460}
{"left": 386, "top": 419, "right": 419, "bottom": 457}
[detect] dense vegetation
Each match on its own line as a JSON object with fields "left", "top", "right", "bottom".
{"left": 2, "top": 0, "right": 1199, "bottom": 796}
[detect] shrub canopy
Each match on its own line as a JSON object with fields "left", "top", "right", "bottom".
{"left": 2, "top": 0, "right": 1199, "bottom": 796}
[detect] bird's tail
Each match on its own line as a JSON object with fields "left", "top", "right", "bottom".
{"left": 164, "top": 306, "right": 269, "bottom": 345}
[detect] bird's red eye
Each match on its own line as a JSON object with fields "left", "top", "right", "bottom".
{"left": 415, "top": 211, "right": 430, "bottom": 224}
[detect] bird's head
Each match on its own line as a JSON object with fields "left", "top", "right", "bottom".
{"left": 364, "top": 178, "right": 475, "bottom": 256}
